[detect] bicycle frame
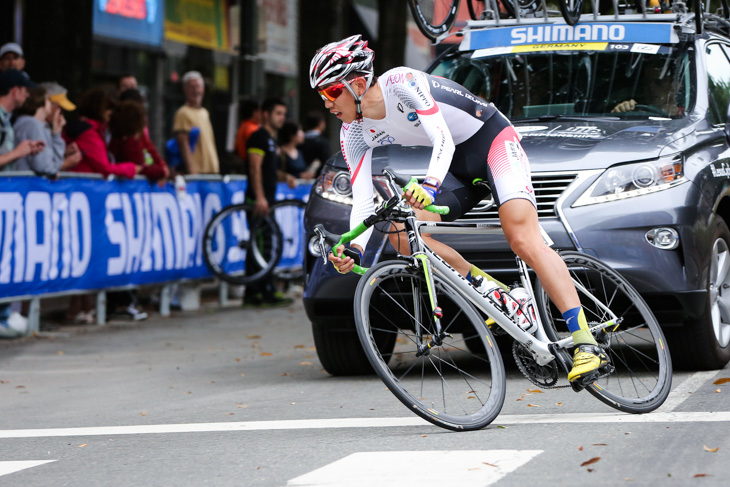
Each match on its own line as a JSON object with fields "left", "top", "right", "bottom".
{"left": 395, "top": 211, "right": 620, "bottom": 367}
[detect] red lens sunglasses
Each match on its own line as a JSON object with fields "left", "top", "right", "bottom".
{"left": 318, "top": 77, "right": 363, "bottom": 102}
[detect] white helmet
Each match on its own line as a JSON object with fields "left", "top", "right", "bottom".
{"left": 309, "top": 34, "right": 374, "bottom": 90}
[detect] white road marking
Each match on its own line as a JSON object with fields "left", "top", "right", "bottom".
{"left": 660, "top": 371, "right": 719, "bottom": 411}
{"left": 286, "top": 450, "right": 543, "bottom": 487}
{"left": 0, "top": 411, "right": 729, "bottom": 439}
{"left": 0, "top": 460, "right": 56, "bottom": 477}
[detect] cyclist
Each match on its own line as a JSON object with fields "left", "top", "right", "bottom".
{"left": 310, "top": 35, "right": 610, "bottom": 383}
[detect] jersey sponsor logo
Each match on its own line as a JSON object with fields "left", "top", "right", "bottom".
{"left": 407, "top": 112, "right": 418, "bottom": 122}
{"left": 386, "top": 72, "right": 413, "bottom": 86}
{"left": 710, "top": 162, "right": 730, "bottom": 178}
{"left": 379, "top": 135, "right": 396, "bottom": 145}
{"left": 430, "top": 78, "right": 490, "bottom": 108}
{"left": 405, "top": 72, "right": 417, "bottom": 87}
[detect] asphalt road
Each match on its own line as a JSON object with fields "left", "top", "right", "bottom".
{"left": 1, "top": 295, "right": 729, "bottom": 486}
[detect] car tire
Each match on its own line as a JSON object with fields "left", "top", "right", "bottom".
{"left": 311, "top": 319, "right": 394, "bottom": 376}
{"left": 667, "top": 215, "right": 730, "bottom": 370}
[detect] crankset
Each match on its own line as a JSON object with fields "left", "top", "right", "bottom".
{"left": 512, "top": 342, "right": 561, "bottom": 388}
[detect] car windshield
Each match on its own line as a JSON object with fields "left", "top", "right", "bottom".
{"left": 430, "top": 45, "right": 696, "bottom": 121}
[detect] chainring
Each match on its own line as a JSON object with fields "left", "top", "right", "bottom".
{"left": 512, "top": 341, "right": 561, "bottom": 388}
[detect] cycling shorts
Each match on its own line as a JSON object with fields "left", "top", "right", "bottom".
{"left": 437, "top": 113, "right": 536, "bottom": 222}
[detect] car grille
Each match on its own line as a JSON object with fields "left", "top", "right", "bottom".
{"left": 461, "top": 171, "right": 579, "bottom": 219}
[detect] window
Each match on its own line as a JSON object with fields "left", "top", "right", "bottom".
{"left": 705, "top": 43, "right": 730, "bottom": 125}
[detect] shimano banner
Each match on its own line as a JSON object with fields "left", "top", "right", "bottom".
{"left": 0, "top": 176, "right": 310, "bottom": 299}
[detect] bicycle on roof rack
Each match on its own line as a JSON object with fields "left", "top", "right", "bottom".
{"left": 408, "top": 0, "right": 725, "bottom": 39}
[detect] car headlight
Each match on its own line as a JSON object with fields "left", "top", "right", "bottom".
{"left": 573, "top": 154, "right": 686, "bottom": 207}
{"left": 314, "top": 167, "right": 353, "bottom": 205}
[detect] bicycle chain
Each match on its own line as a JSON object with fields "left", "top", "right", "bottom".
{"left": 511, "top": 342, "right": 612, "bottom": 390}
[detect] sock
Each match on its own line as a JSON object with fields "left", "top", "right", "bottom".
{"left": 562, "top": 307, "right": 597, "bottom": 346}
{"left": 470, "top": 265, "right": 509, "bottom": 290}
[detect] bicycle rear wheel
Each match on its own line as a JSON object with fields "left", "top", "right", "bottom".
{"left": 407, "top": 0, "right": 460, "bottom": 41}
{"left": 535, "top": 251, "right": 672, "bottom": 413}
{"left": 558, "top": 0, "right": 584, "bottom": 26}
{"left": 270, "top": 199, "right": 307, "bottom": 281}
{"left": 354, "top": 260, "right": 506, "bottom": 431}
{"left": 203, "top": 203, "right": 283, "bottom": 285}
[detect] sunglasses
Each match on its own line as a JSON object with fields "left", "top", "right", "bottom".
{"left": 318, "top": 77, "right": 363, "bottom": 102}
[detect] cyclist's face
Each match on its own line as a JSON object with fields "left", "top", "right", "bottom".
{"left": 320, "top": 78, "right": 362, "bottom": 123}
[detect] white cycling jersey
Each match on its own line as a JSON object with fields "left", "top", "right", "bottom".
{"left": 340, "top": 66, "right": 526, "bottom": 250}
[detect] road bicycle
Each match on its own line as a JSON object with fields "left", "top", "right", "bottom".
{"left": 313, "top": 167, "right": 672, "bottom": 431}
{"left": 203, "top": 198, "right": 306, "bottom": 285}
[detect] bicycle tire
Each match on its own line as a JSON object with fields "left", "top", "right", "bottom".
{"left": 535, "top": 251, "right": 672, "bottom": 413}
{"left": 354, "top": 260, "right": 506, "bottom": 431}
{"left": 270, "top": 199, "right": 307, "bottom": 281}
{"left": 407, "top": 0, "right": 460, "bottom": 41}
{"left": 558, "top": 0, "right": 584, "bottom": 26}
{"left": 500, "top": 0, "right": 541, "bottom": 18}
{"left": 202, "top": 203, "right": 283, "bottom": 285}
{"left": 466, "top": 0, "right": 486, "bottom": 20}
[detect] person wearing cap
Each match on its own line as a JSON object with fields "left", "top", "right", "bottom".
{"left": 0, "top": 42, "right": 25, "bottom": 72}
{"left": 11, "top": 86, "right": 81, "bottom": 175}
{"left": 40, "top": 81, "right": 82, "bottom": 170}
{"left": 0, "top": 69, "right": 44, "bottom": 169}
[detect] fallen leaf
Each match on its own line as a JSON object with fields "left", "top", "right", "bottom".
{"left": 225, "top": 413, "right": 235, "bottom": 415}
{"left": 421, "top": 435, "right": 427, "bottom": 437}
{"left": 578, "top": 446, "right": 584, "bottom": 451}
{"left": 581, "top": 457, "right": 601, "bottom": 467}
{"left": 713, "top": 378, "right": 730, "bottom": 385}
{"left": 703, "top": 445, "right": 719, "bottom": 453}
{"left": 140, "top": 411, "right": 147, "bottom": 416}
{"left": 482, "top": 462, "right": 497, "bottom": 468}
{"left": 299, "top": 361, "right": 313, "bottom": 366}
{"left": 260, "top": 352, "right": 272, "bottom": 356}
{"left": 0, "top": 380, "right": 9, "bottom": 384}
{"left": 57, "top": 351, "right": 64, "bottom": 355}
{"left": 527, "top": 389, "right": 544, "bottom": 393}
{"left": 497, "top": 425, "right": 507, "bottom": 429}
{"left": 716, "top": 389, "right": 722, "bottom": 393}
{"left": 694, "top": 474, "right": 710, "bottom": 478}
{"left": 593, "top": 443, "right": 608, "bottom": 446}
{"left": 235, "top": 358, "right": 241, "bottom": 362}
{"left": 77, "top": 444, "right": 87, "bottom": 448}
{"left": 556, "top": 402, "right": 563, "bottom": 406}
{"left": 247, "top": 335, "right": 261, "bottom": 339}
{"left": 294, "top": 344, "right": 305, "bottom": 349}
{"left": 290, "top": 402, "right": 296, "bottom": 405}
{"left": 527, "top": 404, "right": 540, "bottom": 407}
{"left": 15, "top": 385, "right": 25, "bottom": 389}
{"left": 240, "top": 373, "right": 245, "bottom": 377}
{"left": 280, "top": 372, "right": 290, "bottom": 376}
{"left": 587, "top": 469, "right": 594, "bottom": 473}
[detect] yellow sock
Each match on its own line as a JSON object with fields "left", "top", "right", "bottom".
{"left": 569, "top": 308, "right": 598, "bottom": 346}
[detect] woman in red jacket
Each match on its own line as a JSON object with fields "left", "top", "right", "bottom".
{"left": 63, "top": 88, "right": 138, "bottom": 179}
{"left": 109, "top": 100, "right": 169, "bottom": 184}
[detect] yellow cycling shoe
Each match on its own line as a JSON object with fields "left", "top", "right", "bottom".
{"left": 568, "top": 344, "right": 608, "bottom": 383}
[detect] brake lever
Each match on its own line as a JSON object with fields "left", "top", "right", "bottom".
{"left": 312, "top": 226, "right": 329, "bottom": 264}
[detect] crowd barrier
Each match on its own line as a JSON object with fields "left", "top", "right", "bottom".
{"left": 0, "top": 172, "right": 311, "bottom": 332}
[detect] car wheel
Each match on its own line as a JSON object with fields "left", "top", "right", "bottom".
{"left": 668, "top": 216, "right": 730, "bottom": 370}
{"left": 311, "top": 319, "right": 395, "bottom": 376}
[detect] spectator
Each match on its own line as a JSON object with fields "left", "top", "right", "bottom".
{"left": 300, "top": 110, "right": 331, "bottom": 177}
{"left": 172, "top": 71, "right": 219, "bottom": 174}
{"left": 234, "top": 98, "right": 261, "bottom": 163}
{"left": 117, "top": 73, "right": 138, "bottom": 97}
{"left": 278, "top": 120, "right": 314, "bottom": 179}
{"left": 243, "top": 97, "right": 294, "bottom": 308}
{"left": 41, "top": 81, "right": 83, "bottom": 170}
{"left": 0, "top": 43, "right": 25, "bottom": 72}
{"left": 0, "top": 69, "right": 44, "bottom": 170}
{"left": 0, "top": 68, "right": 43, "bottom": 338}
{"left": 62, "top": 87, "right": 138, "bottom": 178}
{"left": 109, "top": 100, "right": 169, "bottom": 184}
{"left": 10, "top": 86, "right": 80, "bottom": 175}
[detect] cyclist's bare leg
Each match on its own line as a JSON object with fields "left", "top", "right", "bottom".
{"left": 387, "top": 208, "right": 472, "bottom": 277}
{"left": 498, "top": 198, "right": 580, "bottom": 313}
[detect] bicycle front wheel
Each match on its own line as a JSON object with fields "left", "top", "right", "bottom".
{"left": 407, "top": 0, "right": 460, "bottom": 41}
{"left": 354, "top": 260, "right": 506, "bottom": 431}
{"left": 558, "top": 0, "right": 584, "bottom": 26}
{"left": 535, "top": 251, "right": 672, "bottom": 413}
{"left": 202, "top": 203, "right": 283, "bottom": 285}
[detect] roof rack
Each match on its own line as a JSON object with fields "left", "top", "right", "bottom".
{"left": 436, "top": 0, "right": 730, "bottom": 44}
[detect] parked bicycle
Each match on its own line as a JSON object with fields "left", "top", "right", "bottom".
{"left": 314, "top": 167, "right": 672, "bottom": 431}
{"left": 203, "top": 198, "right": 306, "bottom": 286}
